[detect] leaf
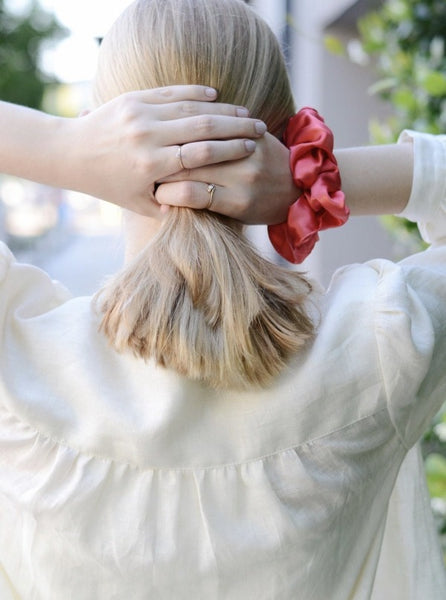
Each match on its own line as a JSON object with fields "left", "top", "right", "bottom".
{"left": 421, "top": 71, "right": 446, "bottom": 97}
{"left": 358, "top": 12, "right": 387, "bottom": 52}
{"left": 384, "top": 0, "right": 411, "bottom": 21}
{"left": 425, "top": 453, "right": 446, "bottom": 499}
{"left": 368, "top": 77, "right": 398, "bottom": 96}
{"left": 430, "top": 37, "right": 445, "bottom": 64}
{"left": 392, "top": 88, "right": 418, "bottom": 111}
{"left": 324, "top": 35, "right": 346, "bottom": 57}
{"left": 368, "top": 119, "right": 398, "bottom": 144}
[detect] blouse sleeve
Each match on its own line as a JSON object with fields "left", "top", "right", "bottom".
{"left": 0, "top": 241, "right": 71, "bottom": 353}
{"left": 374, "top": 131, "right": 446, "bottom": 448}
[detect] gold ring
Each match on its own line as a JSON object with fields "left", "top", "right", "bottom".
{"left": 206, "top": 184, "right": 216, "bottom": 209}
{"left": 176, "top": 145, "right": 186, "bottom": 170}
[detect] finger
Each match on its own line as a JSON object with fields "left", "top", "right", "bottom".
{"left": 160, "top": 115, "right": 267, "bottom": 146}
{"left": 159, "top": 160, "right": 242, "bottom": 187}
{"left": 174, "top": 139, "right": 257, "bottom": 171}
{"left": 125, "top": 85, "right": 218, "bottom": 105}
{"left": 154, "top": 138, "right": 256, "bottom": 181}
{"left": 155, "top": 100, "right": 250, "bottom": 120}
{"left": 156, "top": 181, "right": 230, "bottom": 214}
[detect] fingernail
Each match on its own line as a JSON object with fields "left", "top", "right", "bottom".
{"left": 244, "top": 140, "right": 256, "bottom": 152}
{"left": 205, "top": 87, "right": 217, "bottom": 98}
{"left": 255, "top": 121, "right": 267, "bottom": 134}
{"left": 236, "top": 106, "right": 250, "bottom": 117}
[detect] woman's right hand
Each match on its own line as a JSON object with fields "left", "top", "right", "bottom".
{"left": 66, "top": 85, "right": 266, "bottom": 216}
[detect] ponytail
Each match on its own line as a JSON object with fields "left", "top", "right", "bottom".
{"left": 93, "top": 0, "right": 316, "bottom": 389}
{"left": 95, "top": 209, "right": 314, "bottom": 390}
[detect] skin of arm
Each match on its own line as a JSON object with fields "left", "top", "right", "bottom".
{"left": 0, "top": 91, "right": 413, "bottom": 225}
{"left": 0, "top": 86, "right": 265, "bottom": 217}
{"left": 336, "top": 143, "right": 413, "bottom": 217}
{"left": 157, "top": 133, "right": 414, "bottom": 223}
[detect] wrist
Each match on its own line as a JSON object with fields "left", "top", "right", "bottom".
{"left": 49, "top": 115, "right": 88, "bottom": 192}
{"left": 267, "top": 136, "right": 302, "bottom": 225}
{"left": 0, "top": 103, "right": 70, "bottom": 186}
{"left": 46, "top": 117, "right": 80, "bottom": 189}
{"left": 49, "top": 114, "right": 108, "bottom": 198}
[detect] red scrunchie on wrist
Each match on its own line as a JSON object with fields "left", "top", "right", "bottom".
{"left": 268, "top": 107, "right": 349, "bottom": 264}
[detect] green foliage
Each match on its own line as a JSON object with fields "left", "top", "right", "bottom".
{"left": 324, "top": 35, "right": 347, "bottom": 57}
{"left": 358, "top": 0, "right": 446, "bottom": 140}
{"left": 425, "top": 453, "right": 446, "bottom": 499}
{"left": 0, "top": 0, "right": 67, "bottom": 109}
{"left": 338, "top": 1, "right": 446, "bottom": 245}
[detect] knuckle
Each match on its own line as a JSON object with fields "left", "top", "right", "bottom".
{"left": 196, "top": 143, "right": 214, "bottom": 164}
{"left": 244, "top": 164, "right": 261, "bottom": 186}
{"left": 119, "top": 106, "right": 154, "bottom": 142}
{"left": 134, "top": 153, "right": 154, "bottom": 174}
{"left": 159, "top": 86, "right": 174, "bottom": 98}
{"left": 126, "top": 121, "right": 144, "bottom": 141}
{"left": 132, "top": 150, "right": 159, "bottom": 177}
{"left": 180, "top": 101, "right": 198, "bottom": 115}
{"left": 118, "top": 97, "right": 138, "bottom": 122}
{"left": 194, "top": 115, "right": 214, "bottom": 136}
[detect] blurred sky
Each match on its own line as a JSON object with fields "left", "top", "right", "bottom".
{"left": 6, "top": 0, "right": 135, "bottom": 82}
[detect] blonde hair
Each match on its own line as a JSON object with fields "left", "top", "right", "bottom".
{"left": 94, "top": 0, "right": 314, "bottom": 390}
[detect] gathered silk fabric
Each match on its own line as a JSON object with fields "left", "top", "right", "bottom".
{"left": 268, "top": 107, "right": 349, "bottom": 264}
{"left": 0, "top": 131, "right": 446, "bottom": 599}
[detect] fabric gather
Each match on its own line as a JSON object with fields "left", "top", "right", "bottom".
{"left": 268, "top": 107, "right": 350, "bottom": 263}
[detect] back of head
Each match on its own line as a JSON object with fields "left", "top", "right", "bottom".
{"left": 94, "top": 0, "right": 294, "bottom": 135}
{"left": 94, "top": 0, "right": 314, "bottom": 390}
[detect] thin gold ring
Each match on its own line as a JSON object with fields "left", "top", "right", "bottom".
{"left": 206, "top": 184, "right": 217, "bottom": 209}
{"left": 176, "top": 145, "right": 186, "bottom": 170}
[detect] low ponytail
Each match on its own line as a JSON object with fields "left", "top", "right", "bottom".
{"left": 96, "top": 209, "right": 313, "bottom": 390}
{"left": 93, "top": 0, "right": 316, "bottom": 389}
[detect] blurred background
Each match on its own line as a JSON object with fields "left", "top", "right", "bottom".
{"left": 0, "top": 0, "right": 445, "bottom": 558}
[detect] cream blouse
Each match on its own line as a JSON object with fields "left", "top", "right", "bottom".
{"left": 0, "top": 131, "right": 445, "bottom": 600}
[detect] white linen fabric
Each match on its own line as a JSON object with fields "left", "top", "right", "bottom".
{"left": 0, "top": 131, "right": 445, "bottom": 599}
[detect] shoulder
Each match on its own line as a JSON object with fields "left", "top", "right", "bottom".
{"left": 315, "top": 256, "right": 443, "bottom": 447}
{"left": 320, "top": 256, "right": 436, "bottom": 371}
{"left": 0, "top": 241, "right": 72, "bottom": 318}
{"left": 329, "top": 256, "right": 443, "bottom": 448}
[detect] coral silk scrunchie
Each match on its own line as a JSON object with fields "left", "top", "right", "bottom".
{"left": 268, "top": 107, "right": 349, "bottom": 264}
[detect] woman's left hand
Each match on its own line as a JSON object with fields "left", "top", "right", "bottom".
{"left": 155, "top": 132, "right": 300, "bottom": 225}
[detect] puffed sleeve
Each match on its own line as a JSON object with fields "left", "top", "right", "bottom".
{"left": 374, "top": 131, "right": 446, "bottom": 448}
{"left": 0, "top": 241, "right": 72, "bottom": 358}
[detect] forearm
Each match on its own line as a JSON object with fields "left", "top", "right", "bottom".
{"left": 0, "top": 101, "right": 72, "bottom": 187}
{"left": 0, "top": 90, "right": 264, "bottom": 216}
{"left": 335, "top": 142, "right": 414, "bottom": 217}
